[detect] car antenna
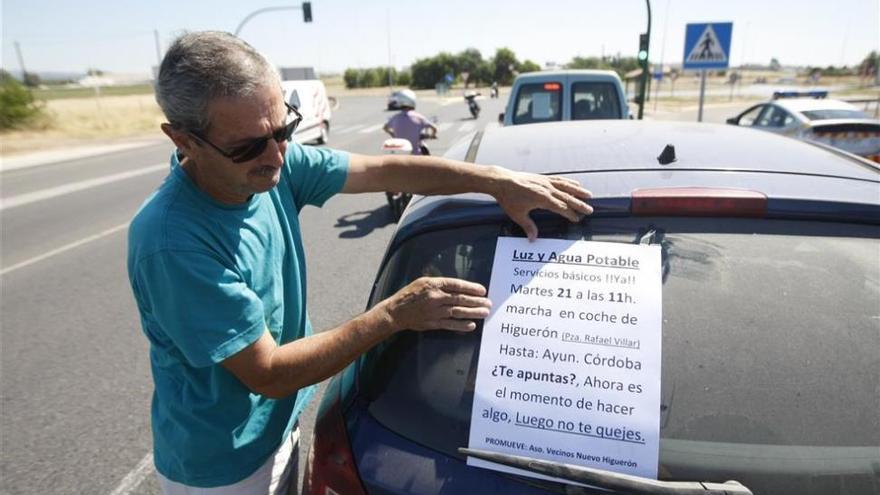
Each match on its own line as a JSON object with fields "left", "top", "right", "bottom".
{"left": 657, "top": 144, "right": 676, "bottom": 165}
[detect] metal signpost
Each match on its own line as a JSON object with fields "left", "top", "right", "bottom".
{"left": 682, "top": 22, "right": 732, "bottom": 122}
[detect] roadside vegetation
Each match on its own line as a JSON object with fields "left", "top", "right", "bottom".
{"left": 0, "top": 70, "right": 47, "bottom": 130}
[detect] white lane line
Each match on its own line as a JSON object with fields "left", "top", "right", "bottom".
{"left": 334, "top": 124, "right": 365, "bottom": 134}
{"left": 0, "top": 163, "right": 167, "bottom": 211}
{"left": 358, "top": 124, "right": 384, "bottom": 134}
{"left": 458, "top": 122, "right": 475, "bottom": 133}
{"left": 108, "top": 453, "right": 153, "bottom": 495}
{"left": 436, "top": 122, "right": 453, "bottom": 132}
{"left": 0, "top": 222, "right": 129, "bottom": 276}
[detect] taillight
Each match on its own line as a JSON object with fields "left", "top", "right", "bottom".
{"left": 631, "top": 187, "right": 767, "bottom": 217}
{"left": 303, "top": 389, "right": 366, "bottom": 495}
{"left": 543, "top": 82, "right": 561, "bottom": 91}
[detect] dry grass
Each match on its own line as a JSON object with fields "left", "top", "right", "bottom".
{"left": 0, "top": 94, "right": 165, "bottom": 156}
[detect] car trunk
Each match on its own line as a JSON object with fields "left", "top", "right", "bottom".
{"left": 806, "top": 120, "right": 880, "bottom": 158}
{"left": 355, "top": 217, "right": 880, "bottom": 494}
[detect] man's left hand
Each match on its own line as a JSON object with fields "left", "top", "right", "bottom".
{"left": 491, "top": 169, "right": 593, "bottom": 241}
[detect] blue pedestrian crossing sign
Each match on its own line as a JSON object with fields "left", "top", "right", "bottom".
{"left": 682, "top": 22, "right": 733, "bottom": 70}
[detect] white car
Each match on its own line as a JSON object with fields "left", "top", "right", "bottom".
{"left": 727, "top": 92, "right": 880, "bottom": 163}
{"left": 281, "top": 79, "right": 332, "bottom": 145}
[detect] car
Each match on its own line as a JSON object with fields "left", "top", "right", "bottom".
{"left": 281, "top": 79, "right": 332, "bottom": 144}
{"left": 303, "top": 120, "right": 880, "bottom": 494}
{"left": 726, "top": 91, "right": 880, "bottom": 163}
{"left": 500, "top": 70, "right": 629, "bottom": 126}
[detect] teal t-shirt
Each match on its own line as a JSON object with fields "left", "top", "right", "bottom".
{"left": 127, "top": 143, "right": 349, "bottom": 487}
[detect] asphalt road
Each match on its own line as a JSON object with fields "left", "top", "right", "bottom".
{"left": 0, "top": 92, "right": 751, "bottom": 495}
{"left": 0, "top": 92, "right": 514, "bottom": 495}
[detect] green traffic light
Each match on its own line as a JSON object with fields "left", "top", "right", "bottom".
{"left": 638, "top": 50, "right": 648, "bottom": 61}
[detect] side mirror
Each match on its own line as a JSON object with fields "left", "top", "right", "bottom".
{"left": 726, "top": 117, "right": 738, "bottom": 125}
{"left": 498, "top": 112, "right": 505, "bottom": 125}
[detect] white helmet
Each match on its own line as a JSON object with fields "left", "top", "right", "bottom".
{"left": 396, "top": 89, "right": 417, "bottom": 109}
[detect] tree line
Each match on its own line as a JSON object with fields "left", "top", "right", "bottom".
{"left": 344, "top": 47, "right": 542, "bottom": 89}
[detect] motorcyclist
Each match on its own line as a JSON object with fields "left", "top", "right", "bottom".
{"left": 383, "top": 89, "right": 437, "bottom": 155}
{"left": 490, "top": 81, "right": 499, "bottom": 98}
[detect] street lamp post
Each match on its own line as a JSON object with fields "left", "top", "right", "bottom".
{"left": 235, "top": 3, "right": 312, "bottom": 36}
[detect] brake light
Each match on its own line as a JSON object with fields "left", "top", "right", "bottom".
{"left": 543, "top": 82, "right": 561, "bottom": 91}
{"left": 303, "top": 391, "right": 367, "bottom": 495}
{"left": 631, "top": 188, "right": 767, "bottom": 217}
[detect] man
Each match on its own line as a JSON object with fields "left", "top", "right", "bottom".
{"left": 127, "top": 31, "right": 592, "bottom": 494}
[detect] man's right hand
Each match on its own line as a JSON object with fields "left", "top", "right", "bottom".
{"left": 376, "top": 277, "right": 492, "bottom": 333}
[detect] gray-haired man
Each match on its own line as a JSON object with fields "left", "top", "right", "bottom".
{"left": 127, "top": 31, "right": 591, "bottom": 494}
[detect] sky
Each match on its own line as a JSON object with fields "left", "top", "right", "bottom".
{"left": 2, "top": 0, "right": 878, "bottom": 76}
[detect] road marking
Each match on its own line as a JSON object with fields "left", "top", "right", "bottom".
{"left": 0, "top": 163, "right": 167, "bottom": 211}
{"left": 108, "top": 453, "right": 153, "bottom": 495}
{"left": 333, "top": 124, "right": 364, "bottom": 134}
{"left": 0, "top": 222, "right": 129, "bottom": 276}
{"left": 358, "top": 124, "right": 384, "bottom": 134}
{"left": 0, "top": 140, "right": 164, "bottom": 172}
{"left": 436, "top": 122, "right": 453, "bottom": 132}
{"left": 458, "top": 122, "right": 475, "bottom": 133}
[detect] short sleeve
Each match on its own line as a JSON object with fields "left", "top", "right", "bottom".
{"left": 134, "top": 249, "right": 266, "bottom": 368}
{"left": 285, "top": 143, "right": 349, "bottom": 210}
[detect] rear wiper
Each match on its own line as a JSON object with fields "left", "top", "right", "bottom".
{"left": 459, "top": 448, "right": 753, "bottom": 495}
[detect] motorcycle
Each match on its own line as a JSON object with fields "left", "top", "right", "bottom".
{"left": 464, "top": 92, "right": 481, "bottom": 119}
{"left": 381, "top": 128, "right": 436, "bottom": 221}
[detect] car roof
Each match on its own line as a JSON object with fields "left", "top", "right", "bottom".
{"left": 401, "top": 120, "right": 879, "bottom": 230}
{"left": 773, "top": 98, "right": 860, "bottom": 113}
{"left": 513, "top": 69, "right": 621, "bottom": 81}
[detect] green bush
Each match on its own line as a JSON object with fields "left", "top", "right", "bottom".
{"left": 0, "top": 74, "right": 44, "bottom": 130}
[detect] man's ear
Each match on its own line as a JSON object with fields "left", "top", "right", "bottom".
{"left": 161, "top": 123, "right": 198, "bottom": 155}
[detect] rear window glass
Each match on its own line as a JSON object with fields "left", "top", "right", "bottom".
{"left": 571, "top": 82, "right": 622, "bottom": 119}
{"left": 512, "top": 83, "right": 563, "bottom": 125}
{"left": 364, "top": 218, "right": 880, "bottom": 492}
{"left": 802, "top": 109, "right": 867, "bottom": 120}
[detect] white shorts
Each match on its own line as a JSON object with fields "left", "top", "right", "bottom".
{"left": 157, "top": 426, "right": 300, "bottom": 495}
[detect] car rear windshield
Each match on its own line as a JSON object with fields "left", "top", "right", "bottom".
{"left": 512, "top": 82, "right": 563, "bottom": 125}
{"left": 571, "top": 82, "right": 622, "bottom": 119}
{"left": 363, "top": 218, "right": 880, "bottom": 492}
{"left": 802, "top": 109, "right": 868, "bottom": 120}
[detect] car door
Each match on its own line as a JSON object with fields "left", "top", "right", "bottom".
{"left": 753, "top": 104, "right": 797, "bottom": 135}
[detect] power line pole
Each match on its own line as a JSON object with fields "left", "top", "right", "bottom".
{"left": 154, "top": 30, "right": 163, "bottom": 65}
{"left": 13, "top": 41, "right": 29, "bottom": 84}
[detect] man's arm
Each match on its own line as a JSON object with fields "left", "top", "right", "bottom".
{"left": 222, "top": 277, "right": 490, "bottom": 399}
{"left": 342, "top": 153, "right": 593, "bottom": 240}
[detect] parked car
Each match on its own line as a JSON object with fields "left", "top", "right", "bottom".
{"left": 500, "top": 70, "right": 629, "bottom": 126}
{"left": 726, "top": 91, "right": 880, "bottom": 163}
{"left": 304, "top": 120, "right": 880, "bottom": 494}
{"left": 281, "top": 79, "right": 331, "bottom": 144}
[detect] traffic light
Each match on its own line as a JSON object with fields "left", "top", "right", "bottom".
{"left": 638, "top": 33, "right": 649, "bottom": 62}
{"left": 302, "top": 2, "right": 312, "bottom": 22}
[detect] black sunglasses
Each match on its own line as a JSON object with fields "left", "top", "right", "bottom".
{"left": 190, "top": 102, "right": 302, "bottom": 163}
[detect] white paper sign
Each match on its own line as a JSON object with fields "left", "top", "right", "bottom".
{"left": 467, "top": 237, "right": 662, "bottom": 481}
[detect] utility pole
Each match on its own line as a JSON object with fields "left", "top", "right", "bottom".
{"left": 154, "top": 30, "right": 163, "bottom": 66}
{"left": 14, "top": 41, "right": 30, "bottom": 85}
{"left": 637, "top": 0, "right": 652, "bottom": 120}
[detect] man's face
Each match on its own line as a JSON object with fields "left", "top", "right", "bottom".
{"left": 187, "top": 85, "right": 290, "bottom": 204}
